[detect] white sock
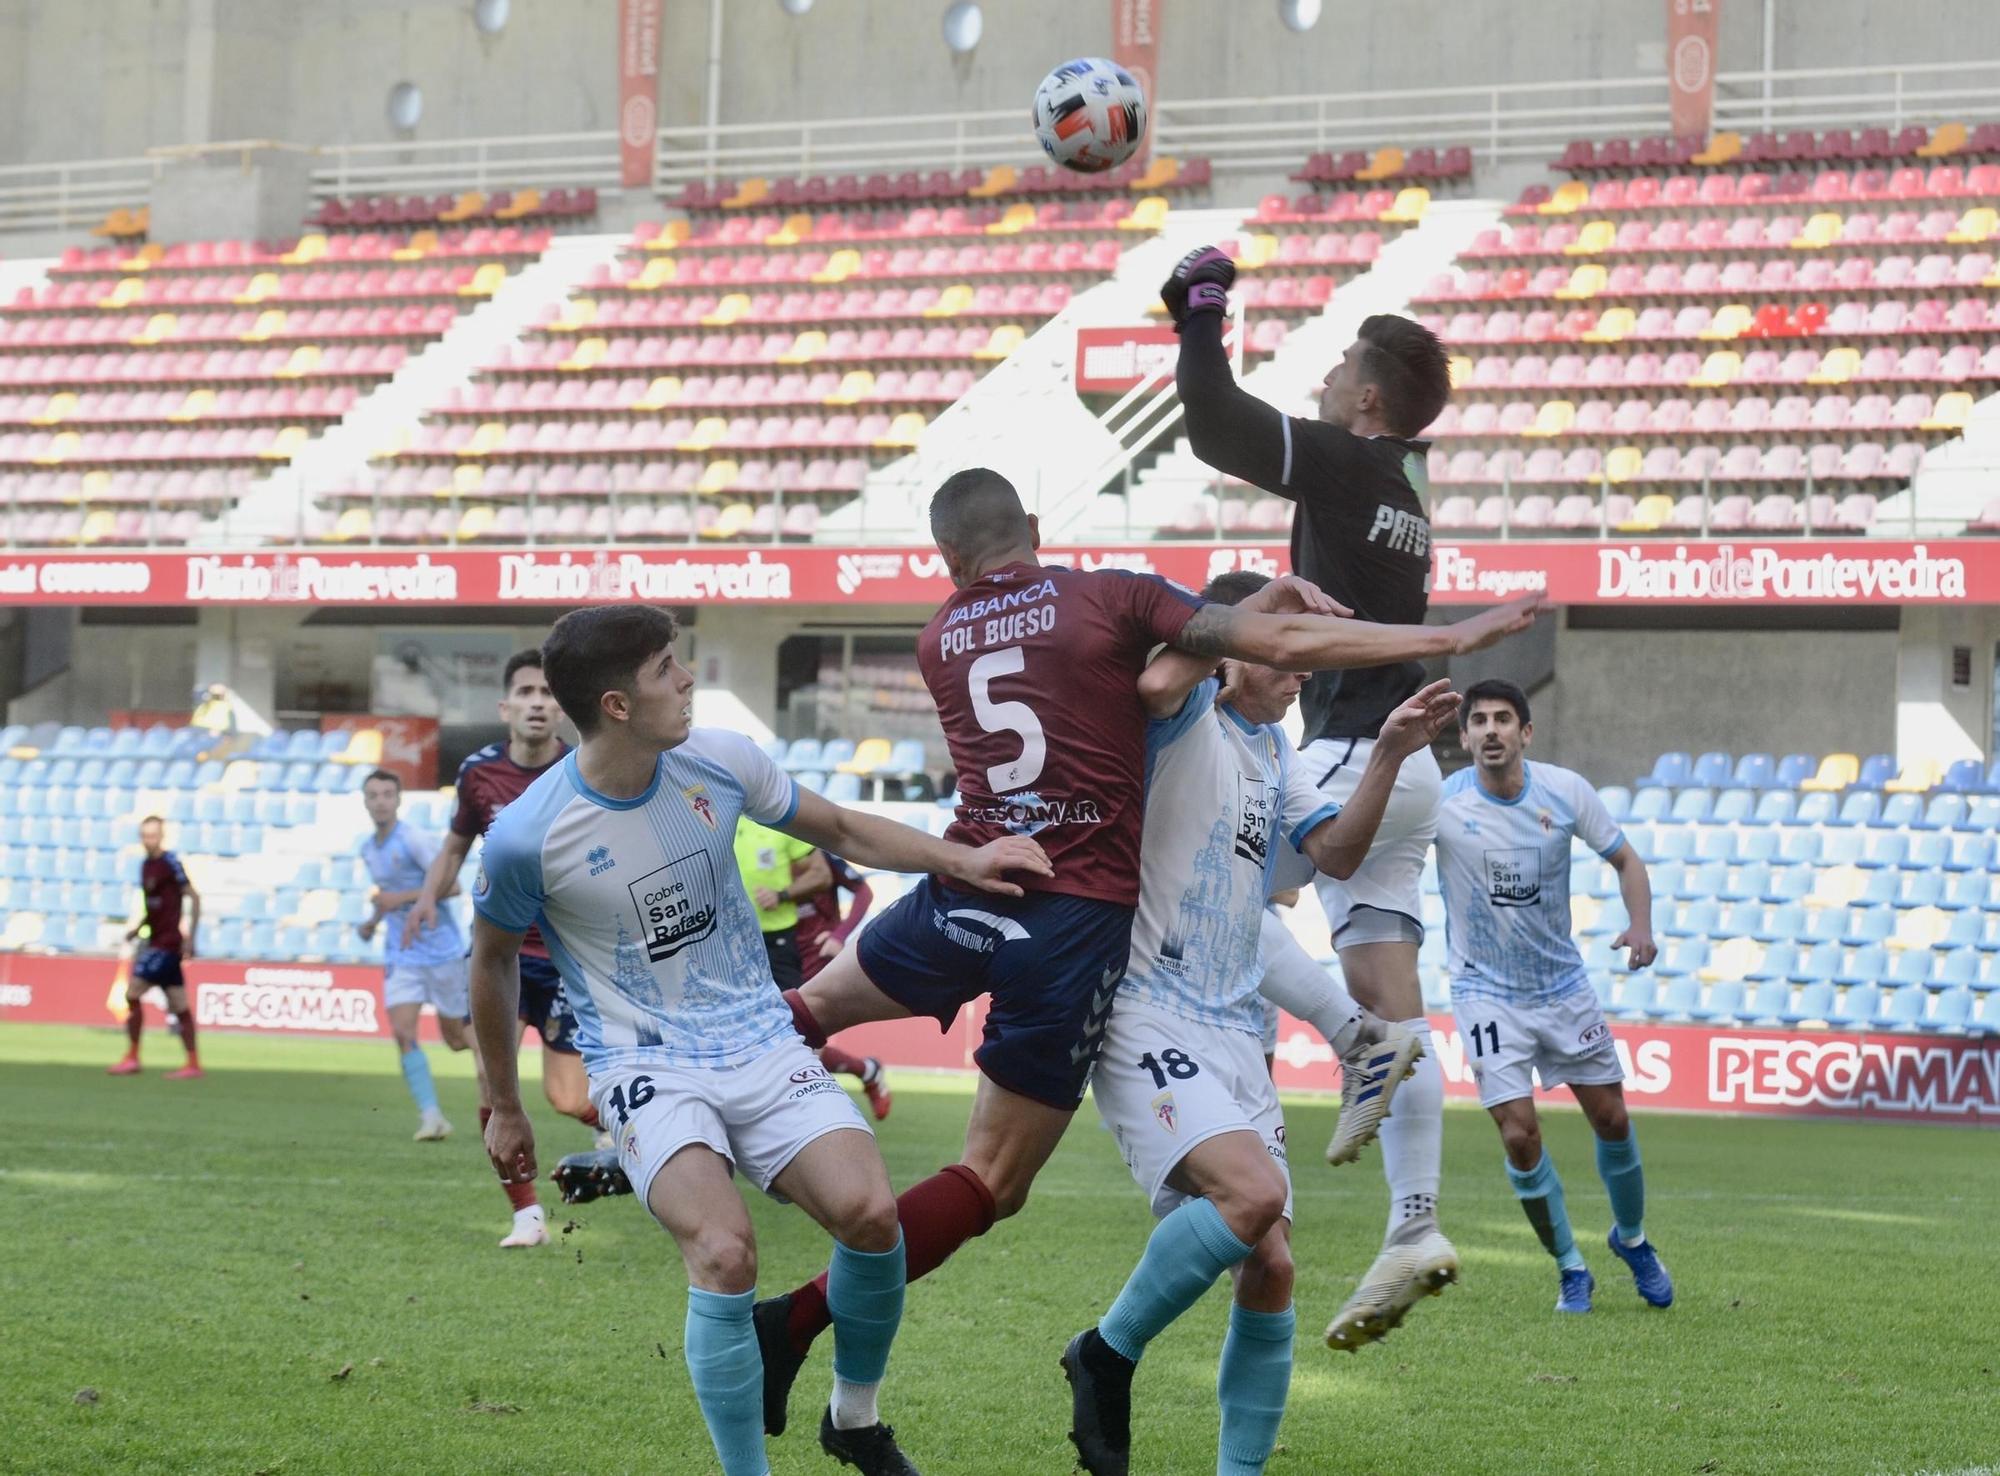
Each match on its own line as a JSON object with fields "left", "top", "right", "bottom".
{"left": 513, "top": 1204, "right": 545, "bottom": 1227}
{"left": 1256, "top": 911, "right": 1368, "bottom": 1055}
{"left": 1379, "top": 1018, "right": 1444, "bottom": 1238}
{"left": 830, "top": 1376, "right": 880, "bottom": 1431}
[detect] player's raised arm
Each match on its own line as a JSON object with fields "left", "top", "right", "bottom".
{"left": 1170, "top": 592, "right": 1547, "bottom": 674}
{"left": 1296, "top": 680, "right": 1462, "bottom": 879}
{"left": 1136, "top": 574, "right": 1349, "bottom": 718}
{"left": 779, "top": 788, "right": 1052, "bottom": 898}
{"left": 1163, "top": 248, "right": 1297, "bottom": 491}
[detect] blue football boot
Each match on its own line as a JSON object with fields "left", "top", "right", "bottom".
{"left": 1607, "top": 1229, "right": 1674, "bottom": 1308}
{"left": 1556, "top": 1266, "right": 1594, "bottom": 1314}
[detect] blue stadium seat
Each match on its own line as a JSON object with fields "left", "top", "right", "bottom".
{"left": 83, "top": 727, "right": 113, "bottom": 754}
{"left": 1584, "top": 861, "right": 1618, "bottom": 899}
{"left": 315, "top": 731, "right": 348, "bottom": 760}
{"left": 1698, "top": 979, "right": 1747, "bottom": 1023}
{"left": 1774, "top": 754, "right": 1816, "bottom": 790}
{"left": 1728, "top": 753, "right": 1775, "bottom": 791}
{"left": 196, "top": 793, "right": 225, "bottom": 823}
{"left": 1695, "top": 829, "right": 1739, "bottom": 864}
{"left": 1856, "top": 832, "right": 1907, "bottom": 870}
{"left": 1940, "top": 873, "right": 1991, "bottom": 913}
{"left": 1819, "top": 828, "right": 1864, "bottom": 866}
{"left": 1628, "top": 788, "right": 1671, "bottom": 823}
{"left": 1710, "top": 789, "right": 1754, "bottom": 825}
{"left": 1666, "top": 899, "right": 1719, "bottom": 939}
{"left": 1756, "top": 902, "right": 1807, "bottom": 943}
{"left": 247, "top": 921, "right": 277, "bottom": 956}
{"left": 1690, "top": 752, "right": 1733, "bottom": 789}
{"left": 52, "top": 725, "right": 85, "bottom": 756}
{"left": 194, "top": 760, "right": 225, "bottom": 787}
{"left": 274, "top": 924, "right": 309, "bottom": 958}
{"left": 795, "top": 771, "right": 827, "bottom": 793}
{"left": 228, "top": 794, "right": 257, "bottom": 824}
{"left": 287, "top": 794, "right": 318, "bottom": 826}
{"left": 1944, "top": 833, "right": 1992, "bottom": 873}
{"left": 1594, "top": 785, "right": 1631, "bottom": 822}
{"left": 1782, "top": 979, "right": 1836, "bottom": 1024}
{"left": 1941, "top": 910, "right": 1985, "bottom": 949}
{"left": 1738, "top": 829, "right": 1779, "bottom": 864}
{"left": 758, "top": 737, "right": 788, "bottom": 763}
{"left": 1655, "top": 939, "right": 1708, "bottom": 977}
{"left": 335, "top": 892, "right": 370, "bottom": 924}
{"left": 135, "top": 726, "right": 171, "bottom": 756}
{"left": 1973, "top": 993, "right": 2000, "bottom": 1033}
{"left": 0, "top": 723, "right": 24, "bottom": 750}
{"left": 1745, "top": 978, "right": 1793, "bottom": 1021}
{"left": 1961, "top": 795, "right": 2000, "bottom": 832}
{"left": 1850, "top": 754, "right": 1895, "bottom": 791}
{"left": 1679, "top": 860, "right": 1725, "bottom": 901}
{"left": 1748, "top": 940, "right": 1797, "bottom": 982}
{"left": 112, "top": 727, "right": 145, "bottom": 756}
{"left": 1925, "top": 987, "right": 1974, "bottom": 1032}
{"left": 1917, "top": 794, "right": 1966, "bottom": 830}
{"left": 1831, "top": 791, "right": 1879, "bottom": 827}
{"left": 1877, "top": 985, "right": 1928, "bottom": 1031}
{"left": 1721, "top": 862, "right": 1769, "bottom": 904}
{"left": 1760, "top": 788, "right": 1808, "bottom": 824}
{"left": 75, "top": 758, "right": 106, "bottom": 788}
{"left": 1897, "top": 872, "right": 1943, "bottom": 910}
{"left": 1612, "top": 976, "right": 1657, "bottom": 1018}
{"left": 1717, "top": 900, "right": 1762, "bottom": 936}
{"left": 1647, "top": 977, "right": 1702, "bottom": 1020}
{"left": 823, "top": 773, "right": 863, "bottom": 803}
{"left": 1873, "top": 792, "right": 1922, "bottom": 829}
{"left": 208, "top": 919, "right": 245, "bottom": 958}
{"left": 1622, "top": 823, "right": 1656, "bottom": 861}
{"left": 48, "top": 758, "right": 78, "bottom": 786}
{"left": 1835, "top": 943, "right": 1889, "bottom": 988}
{"left": 1832, "top": 982, "right": 1883, "bottom": 1029}
{"left": 1670, "top": 788, "right": 1714, "bottom": 823}
{"left": 819, "top": 739, "right": 857, "bottom": 770}
{"left": 288, "top": 730, "right": 322, "bottom": 760}
{"left": 1937, "top": 758, "right": 1983, "bottom": 793}
{"left": 1636, "top": 752, "right": 1691, "bottom": 790}
{"left": 1788, "top": 791, "right": 1837, "bottom": 827}
{"left": 237, "top": 892, "right": 271, "bottom": 921}
{"left": 1843, "top": 907, "right": 1895, "bottom": 948}
{"left": 887, "top": 739, "right": 929, "bottom": 776}
{"left": 782, "top": 738, "right": 823, "bottom": 772}
{"left": 138, "top": 758, "right": 170, "bottom": 788}
{"left": 291, "top": 859, "right": 325, "bottom": 888}
{"left": 1654, "top": 830, "right": 1692, "bottom": 864}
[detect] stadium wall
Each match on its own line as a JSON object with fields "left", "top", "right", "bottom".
{"left": 2, "top": 0, "right": 1996, "bottom": 166}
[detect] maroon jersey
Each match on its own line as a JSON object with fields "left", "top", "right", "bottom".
{"left": 138, "top": 851, "right": 192, "bottom": 951}
{"left": 795, "top": 854, "right": 873, "bottom": 981}
{"left": 452, "top": 739, "right": 570, "bottom": 958}
{"left": 921, "top": 562, "right": 1204, "bottom": 906}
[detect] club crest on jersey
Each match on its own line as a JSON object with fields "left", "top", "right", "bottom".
{"left": 681, "top": 786, "right": 716, "bottom": 829}
{"left": 587, "top": 845, "right": 617, "bottom": 876}
{"left": 473, "top": 864, "right": 490, "bottom": 897}
{"left": 1152, "top": 1090, "right": 1177, "bottom": 1134}
{"left": 1538, "top": 810, "right": 1554, "bottom": 834}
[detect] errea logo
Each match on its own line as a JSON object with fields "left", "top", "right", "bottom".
{"left": 587, "top": 845, "right": 617, "bottom": 877}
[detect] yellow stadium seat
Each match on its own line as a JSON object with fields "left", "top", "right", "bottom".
{"left": 450, "top": 463, "right": 485, "bottom": 496}
{"left": 1355, "top": 146, "right": 1405, "bottom": 182}
{"left": 1923, "top": 392, "right": 1974, "bottom": 430}
{"left": 1381, "top": 187, "right": 1430, "bottom": 223}
{"left": 1525, "top": 400, "right": 1576, "bottom": 437}
{"left": 78, "top": 509, "right": 116, "bottom": 544}
{"left": 243, "top": 309, "right": 288, "bottom": 342}
{"left": 1604, "top": 446, "right": 1644, "bottom": 484}
{"left": 779, "top": 330, "right": 827, "bottom": 364}
{"left": 463, "top": 421, "right": 508, "bottom": 456}
{"left": 1446, "top": 355, "right": 1473, "bottom": 389}
{"left": 1537, "top": 180, "right": 1590, "bottom": 215}
{"left": 260, "top": 425, "right": 310, "bottom": 460}
{"left": 681, "top": 417, "right": 729, "bottom": 452}
{"left": 298, "top": 886, "right": 343, "bottom": 924}
{"left": 275, "top": 345, "right": 322, "bottom": 378}
{"left": 99, "top": 277, "right": 146, "bottom": 309}
{"left": 722, "top": 178, "right": 770, "bottom": 210}
{"left": 35, "top": 431, "right": 81, "bottom": 466}
{"left": 495, "top": 188, "right": 541, "bottom": 220}
{"left": 629, "top": 257, "right": 677, "bottom": 290}
{"left": 1566, "top": 219, "right": 1616, "bottom": 255}
{"left": 1238, "top": 234, "right": 1281, "bottom": 270}
{"left": 1618, "top": 493, "right": 1674, "bottom": 530}
{"left": 839, "top": 738, "right": 895, "bottom": 775}
{"left": 697, "top": 460, "right": 741, "bottom": 494}
{"left": 221, "top": 759, "right": 259, "bottom": 791}
{"left": 438, "top": 191, "right": 485, "bottom": 223}
{"left": 336, "top": 729, "right": 384, "bottom": 765}
{"left": 1891, "top": 906, "right": 1950, "bottom": 951}
{"left": 1701, "top": 303, "right": 1752, "bottom": 340}
{"left": 1692, "top": 131, "right": 1743, "bottom": 166}
{"left": 1699, "top": 937, "right": 1764, "bottom": 984}
{"left": 974, "top": 324, "right": 1024, "bottom": 361}
{"left": 1791, "top": 213, "right": 1842, "bottom": 250}
{"left": 634, "top": 375, "right": 682, "bottom": 410}
{"left": 646, "top": 219, "right": 691, "bottom": 250}
{"left": 812, "top": 248, "right": 862, "bottom": 284}
{"left": 330, "top": 506, "right": 372, "bottom": 542}
{"left": 460, "top": 262, "right": 507, "bottom": 296}
{"left": 1918, "top": 121, "right": 1967, "bottom": 158}
{"left": 700, "top": 292, "right": 750, "bottom": 327}
{"left": 557, "top": 337, "right": 607, "bottom": 372}
{"left": 766, "top": 213, "right": 814, "bottom": 246}
{"left": 1948, "top": 207, "right": 1997, "bottom": 244}
{"left": 547, "top": 297, "right": 598, "bottom": 333}
{"left": 1800, "top": 753, "right": 1859, "bottom": 792}
{"left": 1690, "top": 349, "right": 1742, "bottom": 387}
{"left": 235, "top": 272, "right": 280, "bottom": 305}
{"left": 1582, "top": 307, "right": 1636, "bottom": 342}
{"left": 1130, "top": 156, "right": 1182, "bottom": 191}
{"left": 1571, "top": 895, "right": 1601, "bottom": 934}
{"left": 30, "top": 391, "right": 78, "bottom": 426}
{"left": 826, "top": 370, "right": 874, "bottom": 405}
{"left": 1807, "top": 347, "right": 1860, "bottom": 386}
{"left": 988, "top": 203, "right": 1037, "bottom": 235}
{"left": 1, "top": 911, "right": 45, "bottom": 949}
{"left": 280, "top": 233, "right": 328, "bottom": 266}
{"left": 1884, "top": 758, "right": 1942, "bottom": 794}
{"left": 1555, "top": 264, "right": 1607, "bottom": 299}
{"left": 706, "top": 502, "right": 754, "bottom": 539}
{"left": 924, "top": 284, "right": 974, "bottom": 317}
{"left": 132, "top": 312, "right": 177, "bottom": 345}
{"left": 454, "top": 505, "right": 495, "bottom": 541}
{"left": 968, "top": 165, "right": 1017, "bottom": 198}
{"left": 1121, "top": 195, "right": 1169, "bottom": 232}
{"left": 877, "top": 412, "right": 926, "bottom": 448}
{"left": 79, "top": 471, "right": 110, "bottom": 503}
{"left": 117, "top": 241, "right": 164, "bottom": 271}
{"left": 169, "top": 389, "right": 216, "bottom": 422}
{"left": 1807, "top": 864, "right": 1866, "bottom": 910}
{"left": 390, "top": 229, "right": 440, "bottom": 261}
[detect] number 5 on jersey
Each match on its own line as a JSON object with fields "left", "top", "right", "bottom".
{"left": 969, "top": 645, "right": 1046, "bottom": 791}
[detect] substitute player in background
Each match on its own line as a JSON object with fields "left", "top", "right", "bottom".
{"left": 1168, "top": 246, "right": 1477, "bottom": 1348}
{"left": 473, "top": 603, "right": 1049, "bottom": 1476}
{"left": 759, "top": 468, "right": 1540, "bottom": 1437}
{"left": 108, "top": 815, "right": 203, "bottom": 1079}
{"left": 1436, "top": 681, "right": 1672, "bottom": 1313}
{"left": 796, "top": 852, "right": 890, "bottom": 1120}
{"left": 358, "top": 768, "right": 469, "bottom": 1143}
{"left": 407, "top": 649, "right": 601, "bottom": 1249}
{"left": 1063, "top": 569, "right": 1453, "bottom": 1476}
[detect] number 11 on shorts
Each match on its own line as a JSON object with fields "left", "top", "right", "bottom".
{"left": 1467, "top": 1021, "right": 1499, "bottom": 1058}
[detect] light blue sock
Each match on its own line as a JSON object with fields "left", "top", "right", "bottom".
{"left": 1595, "top": 1131, "right": 1647, "bottom": 1246}
{"left": 398, "top": 1045, "right": 439, "bottom": 1115}
{"left": 1099, "top": 1198, "right": 1255, "bottom": 1362}
{"left": 1506, "top": 1152, "right": 1586, "bottom": 1272}
{"left": 1216, "top": 1302, "right": 1294, "bottom": 1476}
{"left": 828, "top": 1231, "right": 905, "bottom": 1386}
{"left": 684, "top": 1287, "right": 770, "bottom": 1476}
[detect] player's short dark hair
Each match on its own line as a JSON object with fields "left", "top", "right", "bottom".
{"left": 1459, "top": 678, "right": 1530, "bottom": 729}
{"left": 502, "top": 647, "right": 545, "bottom": 693}
{"left": 930, "top": 467, "right": 1030, "bottom": 563}
{"left": 1199, "top": 570, "right": 1272, "bottom": 606}
{"left": 362, "top": 768, "right": 401, "bottom": 790}
{"left": 139, "top": 814, "right": 164, "bottom": 828}
{"left": 540, "top": 606, "right": 679, "bottom": 735}
{"left": 1356, "top": 314, "right": 1452, "bottom": 438}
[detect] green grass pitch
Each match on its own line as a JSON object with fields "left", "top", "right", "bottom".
{"left": 1, "top": 1024, "right": 1994, "bottom": 1475}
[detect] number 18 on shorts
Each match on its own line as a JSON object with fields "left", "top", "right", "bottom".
{"left": 1451, "top": 987, "right": 1625, "bottom": 1110}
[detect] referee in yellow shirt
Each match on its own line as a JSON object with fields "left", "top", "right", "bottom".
{"left": 733, "top": 816, "right": 833, "bottom": 990}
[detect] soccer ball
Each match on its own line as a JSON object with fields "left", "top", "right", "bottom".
{"left": 1032, "top": 57, "right": 1148, "bottom": 174}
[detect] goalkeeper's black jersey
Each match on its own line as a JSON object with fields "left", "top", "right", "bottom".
{"left": 1175, "top": 313, "right": 1434, "bottom": 742}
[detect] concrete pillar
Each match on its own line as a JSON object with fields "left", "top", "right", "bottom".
{"left": 688, "top": 609, "right": 791, "bottom": 738}
{"left": 1895, "top": 606, "right": 1994, "bottom": 768}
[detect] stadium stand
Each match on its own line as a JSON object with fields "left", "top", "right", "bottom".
{"left": 309, "top": 188, "right": 599, "bottom": 230}
{"left": 664, "top": 157, "right": 1212, "bottom": 213}
{"left": 1291, "top": 145, "right": 1475, "bottom": 186}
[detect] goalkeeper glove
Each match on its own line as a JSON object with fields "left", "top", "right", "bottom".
{"left": 1160, "top": 245, "right": 1236, "bottom": 330}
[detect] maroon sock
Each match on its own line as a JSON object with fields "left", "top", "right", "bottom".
{"left": 175, "top": 1009, "right": 198, "bottom": 1061}
{"left": 578, "top": 1104, "right": 600, "bottom": 1129}
{"left": 786, "top": 1163, "right": 997, "bottom": 1355}
{"left": 783, "top": 988, "right": 828, "bottom": 1049}
{"left": 124, "top": 1001, "right": 143, "bottom": 1053}
{"left": 479, "top": 1107, "right": 540, "bottom": 1211}
{"left": 817, "top": 1044, "right": 867, "bottom": 1080}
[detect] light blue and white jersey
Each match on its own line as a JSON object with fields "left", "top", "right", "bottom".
{"left": 1435, "top": 760, "right": 1625, "bottom": 1007}
{"left": 1124, "top": 678, "right": 1340, "bottom": 1036}
{"left": 472, "top": 730, "right": 801, "bottom": 1073}
{"left": 360, "top": 822, "right": 465, "bottom": 967}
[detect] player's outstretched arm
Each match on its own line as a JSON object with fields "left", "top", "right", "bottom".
{"left": 1172, "top": 593, "right": 1548, "bottom": 673}
{"left": 1137, "top": 574, "right": 1349, "bottom": 717}
{"left": 780, "top": 789, "right": 1053, "bottom": 897}
{"left": 1607, "top": 841, "right": 1658, "bottom": 970}
{"left": 406, "top": 829, "right": 472, "bottom": 938}
{"left": 469, "top": 916, "right": 536, "bottom": 1184}
{"left": 1296, "top": 680, "right": 1461, "bottom": 879}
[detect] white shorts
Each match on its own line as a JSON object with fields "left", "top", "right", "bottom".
{"left": 1451, "top": 986, "right": 1625, "bottom": 1109}
{"left": 383, "top": 960, "right": 470, "bottom": 1017}
{"left": 1092, "top": 998, "right": 1292, "bottom": 1222}
{"left": 591, "top": 1037, "right": 870, "bottom": 1203}
{"left": 1300, "top": 735, "right": 1441, "bottom": 945}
